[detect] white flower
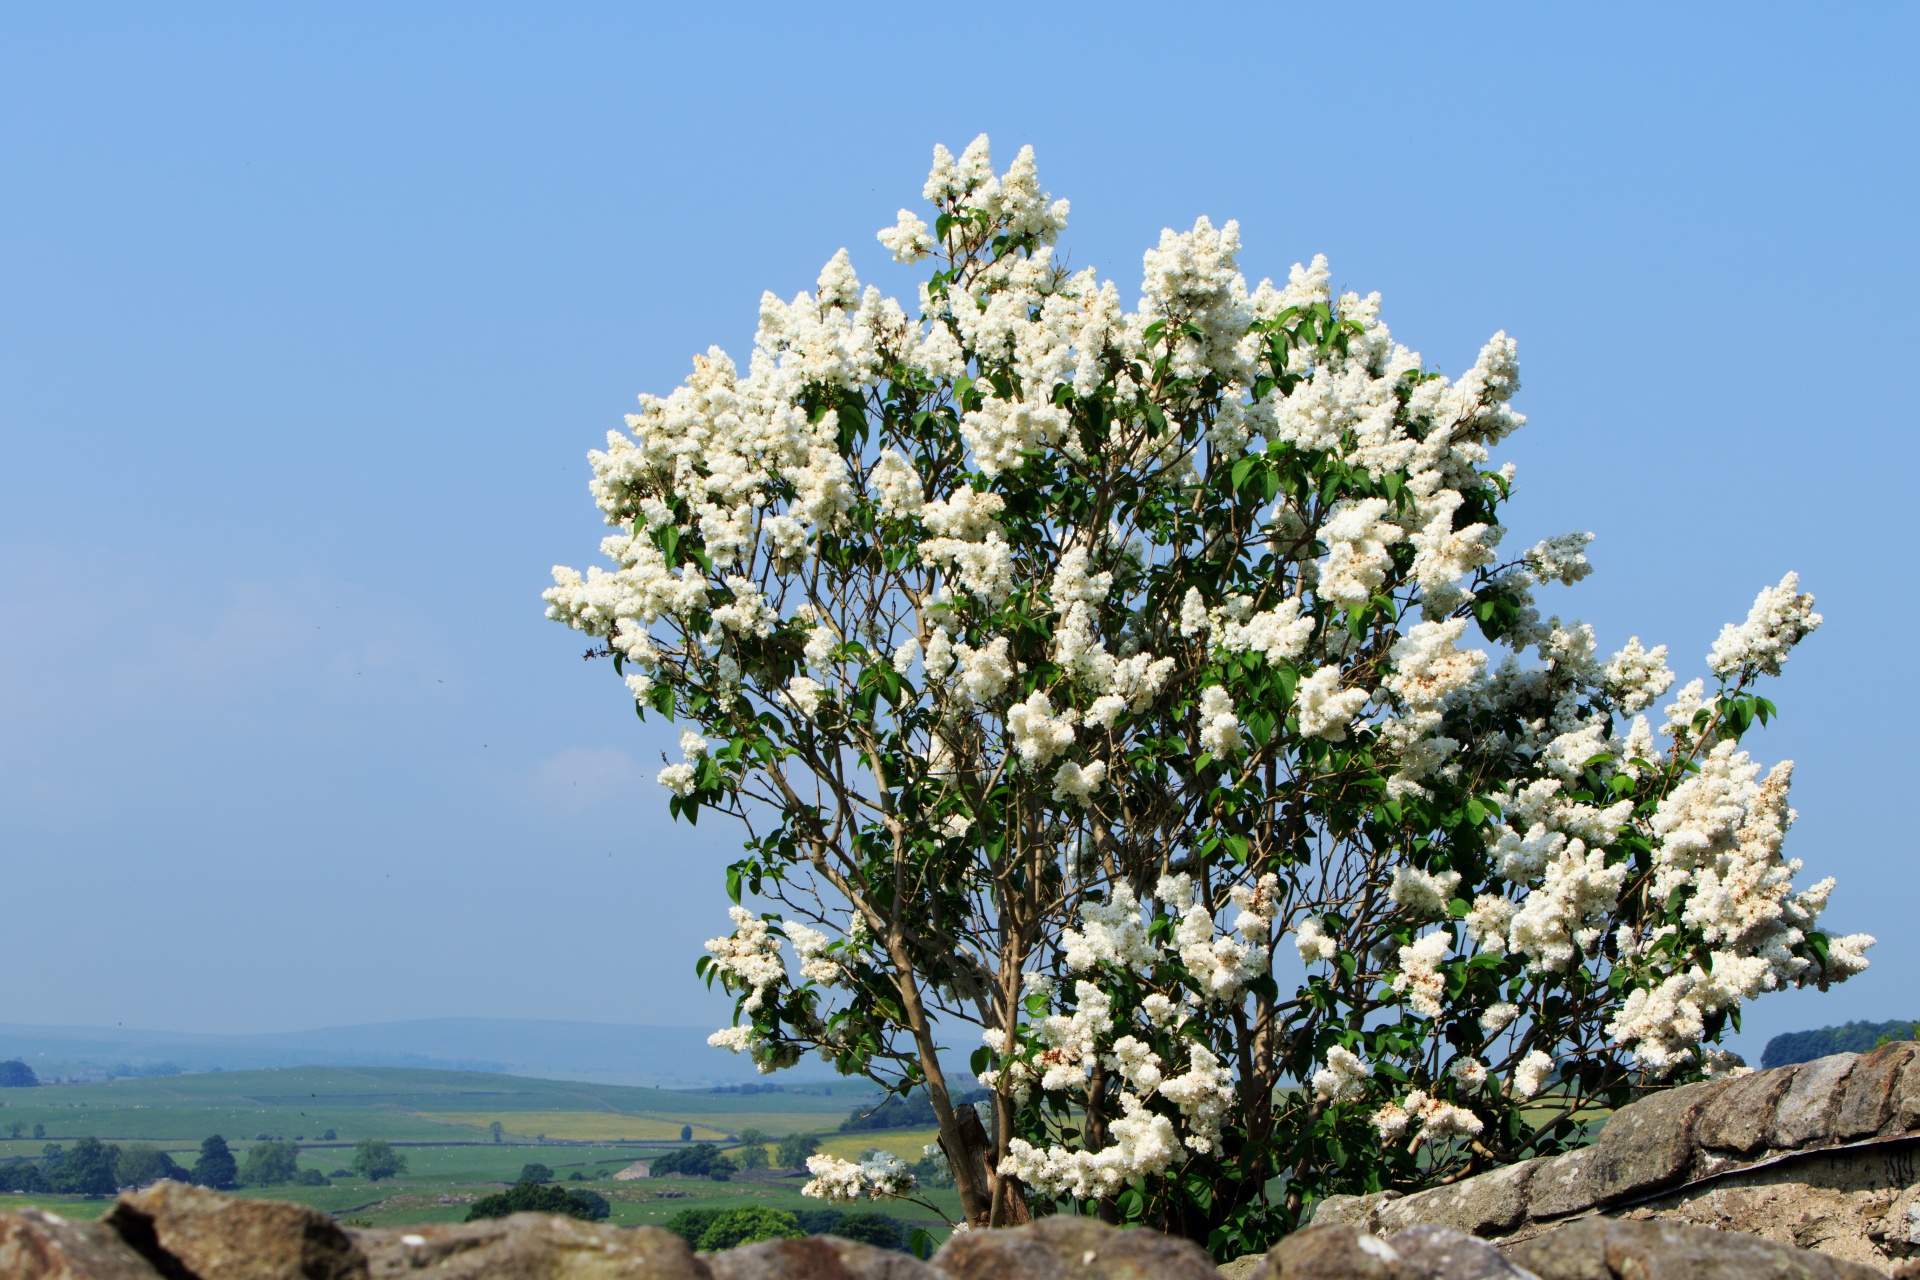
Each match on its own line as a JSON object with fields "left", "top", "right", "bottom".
{"left": 940, "top": 814, "right": 973, "bottom": 840}
{"left": 679, "top": 730, "right": 710, "bottom": 759}
{"left": 1389, "top": 866, "right": 1462, "bottom": 919}
{"left": 1512, "top": 1051, "right": 1553, "bottom": 1099}
{"left": 1007, "top": 690, "right": 1076, "bottom": 766}
{"left": 1061, "top": 883, "right": 1155, "bottom": 974}
{"left": 1480, "top": 1002, "right": 1520, "bottom": 1036}
{"left": 1526, "top": 532, "right": 1593, "bottom": 585}
{"left": 782, "top": 676, "right": 825, "bottom": 718}
{"left": 1392, "top": 931, "right": 1452, "bottom": 1019}
{"left": 802, "top": 1150, "right": 918, "bottom": 1201}
{"left": 1295, "top": 666, "right": 1369, "bottom": 741}
{"left": 658, "top": 763, "right": 697, "bottom": 796}
{"left": 1294, "top": 916, "right": 1338, "bottom": 964}
{"left": 1448, "top": 1057, "right": 1489, "bottom": 1090}
{"left": 1319, "top": 499, "right": 1404, "bottom": 608}
{"left": 1051, "top": 759, "right": 1108, "bottom": 807}
{"left": 1197, "top": 685, "right": 1244, "bottom": 756}
{"left": 876, "top": 208, "right": 936, "bottom": 263}
{"left": 708, "top": 1025, "right": 754, "bottom": 1053}
{"left": 1312, "top": 1046, "right": 1372, "bottom": 1102}
{"left": 868, "top": 450, "right": 925, "bottom": 520}
{"left": 1465, "top": 895, "right": 1516, "bottom": 952}
{"left": 1603, "top": 637, "right": 1674, "bottom": 713}
{"left": 704, "top": 906, "right": 785, "bottom": 1012}
{"left": 1707, "top": 573, "right": 1822, "bottom": 678}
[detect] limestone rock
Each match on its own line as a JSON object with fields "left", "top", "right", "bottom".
{"left": 104, "top": 1180, "right": 366, "bottom": 1280}
{"left": 1377, "top": 1162, "right": 1541, "bottom": 1238}
{"left": 1695, "top": 1064, "right": 1796, "bottom": 1158}
{"left": 1504, "top": 1216, "right": 1886, "bottom": 1280}
{"left": 1526, "top": 1146, "right": 1601, "bottom": 1221}
{"left": 1386, "top": 1224, "right": 1536, "bottom": 1278}
{"left": 1837, "top": 1041, "right": 1917, "bottom": 1139}
{"left": 1770, "top": 1054, "right": 1860, "bottom": 1150}
{"left": 1248, "top": 1224, "right": 1402, "bottom": 1280}
{"left": 1216, "top": 1254, "right": 1265, "bottom": 1280}
{"left": 933, "top": 1215, "right": 1217, "bottom": 1280}
{"left": 351, "top": 1215, "right": 707, "bottom": 1280}
{"left": 1586, "top": 1080, "right": 1725, "bottom": 1203}
{"left": 1306, "top": 1191, "right": 1398, "bottom": 1233}
{"left": 705, "top": 1235, "right": 939, "bottom": 1280}
{"left": 0, "top": 1209, "right": 164, "bottom": 1280}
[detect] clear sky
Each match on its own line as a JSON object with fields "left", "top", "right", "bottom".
{"left": 1, "top": 3, "right": 1914, "bottom": 1065}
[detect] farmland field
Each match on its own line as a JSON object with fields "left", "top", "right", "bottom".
{"left": 0, "top": 1065, "right": 959, "bottom": 1241}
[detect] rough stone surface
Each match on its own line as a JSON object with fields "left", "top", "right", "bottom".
{"left": 1893, "top": 1056, "right": 1920, "bottom": 1134}
{"left": 1387, "top": 1224, "right": 1536, "bottom": 1278}
{"left": 705, "top": 1235, "right": 940, "bottom": 1280}
{"left": 1696, "top": 1064, "right": 1798, "bottom": 1158}
{"left": 1377, "top": 1162, "right": 1542, "bottom": 1239}
{"left": 1773, "top": 1054, "right": 1862, "bottom": 1151}
{"left": 933, "top": 1216, "right": 1217, "bottom": 1280}
{"left": 1586, "top": 1080, "right": 1724, "bottom": 1202}
{"left": 106, "top": 1180, "right": 366, "bottom": 1280}
{"left": 1505, "top": 1217, "right": 1886, "bottom": 1280}
{"left": 352, "top": 1215, "right": 707, "bottom": 1280}
{"left": 0, "top": 1209, "right": 165, "bottom": 1280}
{"left": 1249, "top": 1224, "right": 1401, "bottom": 1280}
{"left": 1306, "top": 1191, "right": 1400, "bottom": 1233}
{"left": 1526, "top": 1146, "right": 1602, "bottom": 1221}
{"left": 1840, "top": 1042, "right": 1919, "bottom": 1140}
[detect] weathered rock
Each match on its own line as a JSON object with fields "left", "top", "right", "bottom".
{"left": 1695, "top": 1064, "right": 1797, "bottom": 1158}
{"left": 1526, "top": 1146, "right": 1602, "bottom": 1221}
{"left": 1838, "top": 1041, "right": 1917, "bottom": 1139}
{"left": 705, "top": 1235, "right": 939, "bottom": 1280}
{"left": 104, "top": 1180, "right": 366, "bottom": 1280}
{"left": 1249, "top": 1224, "right": 1403, "bottom": 1280}
{"left": 0, "top": 1209, "right": 165, "bottom": 1280}
{"left": 1215, "top": 1254, "right": 1265, "bottom": 1280}
{"left": 1377, "top": 1162, "right": 1542, "bottom": 1238}
{"left": 351, "top": 1215, "right": 707, "bottom": 1280}
{"left": 932, "top": 1215, "right": 1217, "bottom": 1280}
{"left": 1306, "top": 1191, "right": 1399, "bottom": 1233}
{"left": 1587, "top": 1081, "right": 1725, "bottom": 1205}
{"left": 1505, "top": 1216, "right": 1886, "bottom": 1280}
{"left": 1386, "top": 1224, "right": 1536, "bottom": 1278}
{"left": 1892, "top": 1054, "right": 1920, "bottom": 1134}
{"left": 1770, "top": 1054, "right": 1861, "bottom": 1150}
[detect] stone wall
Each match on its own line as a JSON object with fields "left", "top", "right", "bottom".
{"left": 1, "top": 1177, "right": 1907, "bottom": 1280}
{"left": 1313, "top": 1042, "right": 1920, "bottom": 1269}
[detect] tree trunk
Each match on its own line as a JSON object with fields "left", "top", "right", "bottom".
{"left": 940, "top": 1103, "right": 1029, "bottom": 1227}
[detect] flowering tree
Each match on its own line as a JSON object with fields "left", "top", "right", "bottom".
{"left": 543, "top": 136, "right": 1870, "bottom": 1253}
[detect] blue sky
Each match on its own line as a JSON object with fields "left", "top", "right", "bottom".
{"left": 1, "top": 4, "right": 1914, "bottom": 1065}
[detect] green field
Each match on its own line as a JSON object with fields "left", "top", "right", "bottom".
{"left": 0, "top": 1066, "right": 958, "bottom": 1239}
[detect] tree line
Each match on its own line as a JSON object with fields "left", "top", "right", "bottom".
{"left": 0, "top": 1134, "right": 408, "bottom": 1196}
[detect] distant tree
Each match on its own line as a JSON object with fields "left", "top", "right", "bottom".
{"left": 679, "top": 1125, "right": 692, "bottom": 1142}
{"left": 294, "top": 1168, "right": 329, "bottom": 1186}
{"left": 696, "top": 1206, "right": 804, "bottom": 1251}
{"left": 254, "top": 1132, "right": 270, "bottom": 1142}
{"left": 116, "top": 1143, "right": 188, "bottom": 1189}
{"left": 663, "top": 1208, "right": 722, "bottom": 1246}
{"left": 567, "top": 1171, "right": 585, "bottom": 1181}
{"left": 241, "top": 1141, "right": 301, "bottom": 1187}
{"left": 793, "top": 1208, "right": 844, "bottom": 1235}
{"left": 774, "top": 1132, "right": 818, "bottom": 1170}
{"left": 651, "top": 1143, "right": 734, "bottom": 1180}
{"left": 1762, "top": 1019, "right": 1920, "bottom": 1069}
{"left": 350, "top": 1139, "right": 406, "bottom": 1182}
{"left": 191, "top": 1136, "right": 238, "bottom": 1191}
{"left": 831, "top": 1211, "right": 905, "bottom": 1251}
{"left": 467, "top": 1182, "right": 608, "bottom": 1222}
{"left": 320, "top": 1129, "right": 337, "bottom": 1141}
{"left": 489, "top": 1122, "right": 504, "bottom": 1144}
{"left": 7, "top": 1123, "right": 21, "bottom": 1139}
{"left": 51, "top": 1137, "right": 121, "bottom": 1197}
{"left": 517, "top": 1162, "right": 554, "bottom": 1185}
{"left": 0, "top": 1060, "right": 39, "bottom": 1088}
{"left": 735, "top": 1141, "right": 769, "bottom": 1171}
{"left": 32, "top": 1124, "right": 44, "bottom": 1140}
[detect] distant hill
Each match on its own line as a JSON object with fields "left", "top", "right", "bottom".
{"left": 0, "top": 1019, "right": 838, "bottom": 1088}
{"left": 1761, "top": 1019, "right": 1920, "bottom": 1069}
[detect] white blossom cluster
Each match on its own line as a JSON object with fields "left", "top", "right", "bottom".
{"left": 802, "top": 1150, "right": 918, "bottom": 1202}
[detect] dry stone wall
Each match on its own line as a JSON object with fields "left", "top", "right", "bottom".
{"left": 1312, "top": 1042, "right": 1920, "bottom": 1269}
{"left": 1, "top": 1177, "right": 1910, "bottom": 1280}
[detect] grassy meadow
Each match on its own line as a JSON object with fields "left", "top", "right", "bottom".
{"left": 0, "top": 1066, "right": 959, "bottom": 1239}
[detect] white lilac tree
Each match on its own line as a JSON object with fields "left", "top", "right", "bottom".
{"left": 543, "top": 137, "right": 1870, "bottom": 1253}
